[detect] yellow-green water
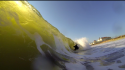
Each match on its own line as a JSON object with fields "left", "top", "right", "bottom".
{"left": 0, "top": 1, "right": 76, "bottom": 70}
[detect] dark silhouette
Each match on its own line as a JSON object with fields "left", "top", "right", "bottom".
{"left": 74, "top": 44, "right": 79, "bottom": 51}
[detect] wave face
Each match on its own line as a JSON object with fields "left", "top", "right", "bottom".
{"left": 0, "top": 1, "right": 86, "bottom": 70}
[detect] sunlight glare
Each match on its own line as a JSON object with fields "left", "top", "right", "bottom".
{"left": 15, "top": 1, "right": 22, "bottom": 7}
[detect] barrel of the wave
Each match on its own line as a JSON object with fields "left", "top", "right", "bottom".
{"left": 0, "top": 1, "right": 69, "bottom": 70}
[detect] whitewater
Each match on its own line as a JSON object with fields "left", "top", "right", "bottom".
{"left": 34, "top": 32, "right": 125, "bottom": 70}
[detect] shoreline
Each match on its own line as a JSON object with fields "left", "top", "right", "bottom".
{"left": 92, "top": 37, "right": 125, "bottom": 46}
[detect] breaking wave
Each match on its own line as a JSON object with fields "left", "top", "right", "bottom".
{"left": 75, "top": 37, "right": 91, "bottom": 50}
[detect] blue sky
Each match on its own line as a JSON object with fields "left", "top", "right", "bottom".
{"left": 28, "top": 1, "right": 125, "bottom": 42}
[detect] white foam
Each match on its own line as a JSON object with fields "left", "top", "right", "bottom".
{"left": 75, "top": 37, "right": 91, "bottom": 50}
{"left": 34, "top": 32, "right": 46, "bottom": 56}
{"left": 33, "top": 32, "right": 125, "bottom": 70}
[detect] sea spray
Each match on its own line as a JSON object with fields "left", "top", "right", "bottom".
{"left": 75, "top": 37, "right": 91, "bottom": 50}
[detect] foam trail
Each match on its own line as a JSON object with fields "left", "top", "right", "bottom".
{"left": 34, "top": 32, "right": 53, "bottom": 56}
{"left": 34, "top": 32, "right": 46, "bottom": 56}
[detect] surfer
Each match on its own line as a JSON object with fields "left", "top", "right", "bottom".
{"left": 74, "top": 44, "right": 79, "bottom": 51}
